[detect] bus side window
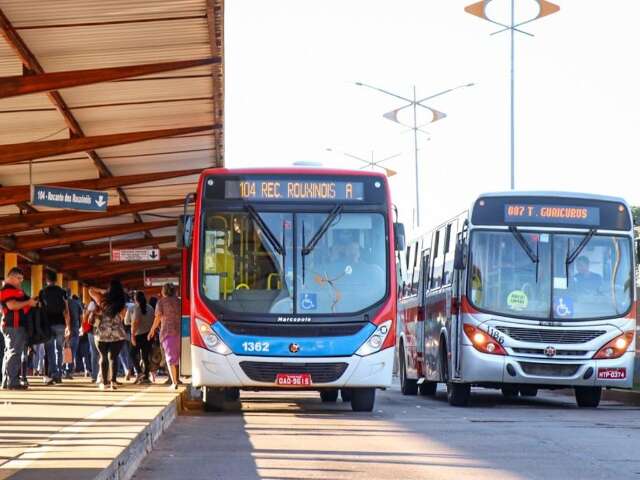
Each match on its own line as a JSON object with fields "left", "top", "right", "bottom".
{"left": 442, "top": 222, "right": 456, "bottom": 286}
{"left": 430, "top": 230, "right": 441, "bottom": 290}
{"left": 403, "top": 243, "right": 413, "bottom": 297}
{"left": 410, "top": 240, "right": 421, "bottom": 296}
{"left": 420, "top": 249, "right": 431, "bottom": 301}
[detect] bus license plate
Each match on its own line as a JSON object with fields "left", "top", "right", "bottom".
{"left": 275, "top": 373, "right": 312, "bottom": 386}
{"left": 597, "top": 368, "right": 626, "bottom": 380}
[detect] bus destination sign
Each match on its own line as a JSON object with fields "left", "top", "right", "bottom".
{"left": 225, "top": 180, "right": 365, "bottom": 202}
{"left": 504, "top": 204, "right": 600, "bottom": 226}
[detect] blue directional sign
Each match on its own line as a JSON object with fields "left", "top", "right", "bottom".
{"left": 31, "top": 185, "right": 109, "bottom": 212}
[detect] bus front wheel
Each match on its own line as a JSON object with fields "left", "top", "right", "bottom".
{"left": 575, "top": 386, "right": 601, "bottom": 408}
{"left": 351, "top": 388, "right": 376, "bottom": 412}
{"left": 399, "top": 344, "right": 418, "bottom": 395}
{"left": 340, "top": 389, "right": 352, "bottom": 402}
{"left": 447, "top": 382, "right": 471, "bottom": 407}
{"left": 419, "top": 381, "right": 437, "bottom": 396}
{"left": 225, "top": 387, "right": 241, "bottom": 402}
{"left": 203, "top": 387, "right": 226, "bottom": 412}
{"left": 320, "top": 389, "right": 339, "bottom": 403}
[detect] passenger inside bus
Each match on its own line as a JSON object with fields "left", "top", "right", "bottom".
{"left": 572, "top": 256, "right": 603, "bottom": 294}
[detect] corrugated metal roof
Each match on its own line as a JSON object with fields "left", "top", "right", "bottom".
{"left": 0, "top": 0, "right": 224, "bottom": 289}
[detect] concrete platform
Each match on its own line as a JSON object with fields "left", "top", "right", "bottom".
{"left": 0, "top": 378, "right": 184, "bottom": 480}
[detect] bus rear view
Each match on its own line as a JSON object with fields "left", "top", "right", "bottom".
{"left": 180, "top": 168, "right": 402, "bottom": 412}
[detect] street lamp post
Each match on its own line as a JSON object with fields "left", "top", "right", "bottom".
{"left": 465, "top": 0, "right": 560, "bottom": 190}
{"left": 355, "top": 82, "right": 474, "bottom": 227}
{"left": 325, "top": 148, "right": 401, "bottom": 177}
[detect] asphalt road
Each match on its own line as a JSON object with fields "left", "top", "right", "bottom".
{"left": 132, "top": 385, "right": 640, "bottom": 480}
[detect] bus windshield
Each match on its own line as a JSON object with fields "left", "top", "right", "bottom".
{"left": 468, "top": 230, "right": 633, "bottom": 320}
{"left": 200, "top": 209, "right": 388, "bottom": 316}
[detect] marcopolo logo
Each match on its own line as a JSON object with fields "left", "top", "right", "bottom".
{"left": 277, "top": 316, "right": 312, "bottom": 323}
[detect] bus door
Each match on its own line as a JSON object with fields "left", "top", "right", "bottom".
{"left": 178, "top": 204, "right": 195, "bottom": 377}
{"left": 418, "top": 248, "right": 434, "bottom": 377}
{"left": 452, "top": 220, "right": 468, "bottom": 379}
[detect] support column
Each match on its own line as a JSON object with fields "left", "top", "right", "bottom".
{"left": 4, "top": 252, "right": 17, "bottom": 278}
{"left": 56, "top": 272, "right": 64, "bottom": 288}
{"left": 69, "top": 280, "right": 79, "bottom": 297}
{"left": 31, "top": 264, "right": 43, "bottom": 298}
{"left": 82, "top": 286, "right": 91, "bottom": 306}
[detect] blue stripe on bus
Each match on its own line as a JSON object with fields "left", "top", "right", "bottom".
{"left": 181, "top": 316, "right": 190, "bottom": 338}
{"left": 212, "top": 321, "right": 375, "bottom": 357}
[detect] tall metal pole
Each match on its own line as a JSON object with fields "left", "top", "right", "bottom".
{"left": 466, "top": 0, "right": 559, "bottom": 190}
{"left": 413, "top": 85, "right": 420, "bottom": 227}
{"left": 510, "top": 0, "right": 516, "bottom": 190}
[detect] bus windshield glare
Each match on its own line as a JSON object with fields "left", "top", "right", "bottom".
{"left": 201, "top": 209, "right": 387, "bottom": 315}
{"left": 468, "top": 231, "right": 633, "bottom": 320}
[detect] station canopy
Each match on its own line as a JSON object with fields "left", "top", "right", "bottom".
{"left": 0, "top": 0, "right": 224, "bottom": 293}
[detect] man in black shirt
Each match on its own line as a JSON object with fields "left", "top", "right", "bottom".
{"left": 40, "top": 270, "right": 70, "bottom": 384}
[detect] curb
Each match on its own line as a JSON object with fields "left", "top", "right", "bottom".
{"left": 94, "top": 389, "right": 186, "bottom": 480}
{"left": 602, "top": 388, "right": 640, "bottom": 406}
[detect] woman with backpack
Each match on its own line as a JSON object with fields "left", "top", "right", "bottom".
{"left": 88, "top": 280, "right": 128, "bottom": 390}
{"left": 125, "top": 291, "right": 154, "bottom": 384}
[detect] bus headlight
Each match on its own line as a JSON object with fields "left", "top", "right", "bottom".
{"left": 593, "top": 331, "right": 634, "bottom": 360}
{"left": 196, "top": 318, "right": 231, "bottom": 355}
{"left": 356, "top": 320, "right": 392, "bottom": 356}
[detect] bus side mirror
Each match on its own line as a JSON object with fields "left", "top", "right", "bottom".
{"left": 177, "top": 215, "right": 194, "bottom": 248}
{"left": 394, "top": 222, "right": 406, "bottom": 252}
{"left": 454, "top": 241, "right": 466, "bottom": 270}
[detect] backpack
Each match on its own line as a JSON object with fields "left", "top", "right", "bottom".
{"left": 27, "top": 306, "right": 52, "bottom": 346}
{"left": 41, "top": 285, "right": 66, "bottom": 315}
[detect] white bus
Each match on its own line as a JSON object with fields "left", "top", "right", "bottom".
{"left": 397, "top": 192, "right": 636, "bottom": 407}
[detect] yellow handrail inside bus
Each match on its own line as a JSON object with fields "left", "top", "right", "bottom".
{"left": 267, "top": 273, "right": 282, "bottom": 290}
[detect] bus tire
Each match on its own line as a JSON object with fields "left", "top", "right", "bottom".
{"left": 224, "top": 387, "right": 241, "bottom": 402}
{"left": 419, "top": 381, "right": 437, "bottom": 396}
{"left": 351, "top": 388, "right": 376, "bottom": 412}
{"left": 575, "top": 386, "right": 601, "bottom": 408}
{"left": 501, "top": 386, "right": 519, "bottom": 398}
{"left": 441, "top": 343, "right": 470, "bottom": 407}
{"left": 519, "top": 386, "right": 538, "bottom": 397}
{"left": 320, "top": 389, "right": 339, "bottom": 403}
{"left": 203, "top": 387, "right": 226, "bottom": 412}
{"left": 340, "top": 388, "right": 352, "bottom": 402}
{"left": 399, "top": 344, "right": 418, "bottom": 395}
{"left": 447, "top": 382, "right": 471, "bottom": 407}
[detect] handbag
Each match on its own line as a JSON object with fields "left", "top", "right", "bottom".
{"left": 63, "top": 339, "right": 73, "bottom": 364}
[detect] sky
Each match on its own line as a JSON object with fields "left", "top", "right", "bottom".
{"left": 225, "top": 0, "right": 640, "bottom": 234}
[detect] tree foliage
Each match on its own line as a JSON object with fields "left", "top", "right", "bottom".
{"left": 632, "top": 206, "right": 640, "bottom": 227}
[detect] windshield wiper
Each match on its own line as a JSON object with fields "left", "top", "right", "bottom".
{"left": 302, "top": 204, "right": 343, "bottom": 256}
{"left": 508, "top": 226, "right": 539, "bottom": 264}
{"left": 245, "top": 205, "right": 284, "bottom": 256}
{"left": 565, "top": 229, "right": 596, "bottom": 266}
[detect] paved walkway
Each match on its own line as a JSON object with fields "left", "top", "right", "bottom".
{"left": 0, "top": 378, "right": 182, "bottom": 480}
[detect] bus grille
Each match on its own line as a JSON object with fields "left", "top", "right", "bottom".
{"left": 222, "top": 321, "right": 367, "bottom": 338}
{"left": 519, "top": 362, "right": 580, "bottom": 377}
{"left": 239, "top": 361, "right": 348, "bottom": 383}
{"left": 512, "top": 348, "right": 589, "bottom": 357}
{"left": 496, "top": 326, "right": 606, "bottom": 344}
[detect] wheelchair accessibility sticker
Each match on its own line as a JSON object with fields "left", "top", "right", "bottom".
{"left": 300, "top": 293, "right": 318, "bottom": 311}
{"left": 554, "top": 296, "right": 573, "bottom": 318}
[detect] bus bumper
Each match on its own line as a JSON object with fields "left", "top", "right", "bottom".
{"left": 459, "top": 345, "right": 635, "bottom": 389}
{"left": 191, "top": 345, "right": 394, "bottom": 389}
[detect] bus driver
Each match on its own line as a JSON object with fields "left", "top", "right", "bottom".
{"left": 573, "top": 256, "right": 603, "bottom": 294}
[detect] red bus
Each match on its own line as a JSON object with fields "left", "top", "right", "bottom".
{"left": 179, "top": 168, "right": 405, "bottom": 411}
